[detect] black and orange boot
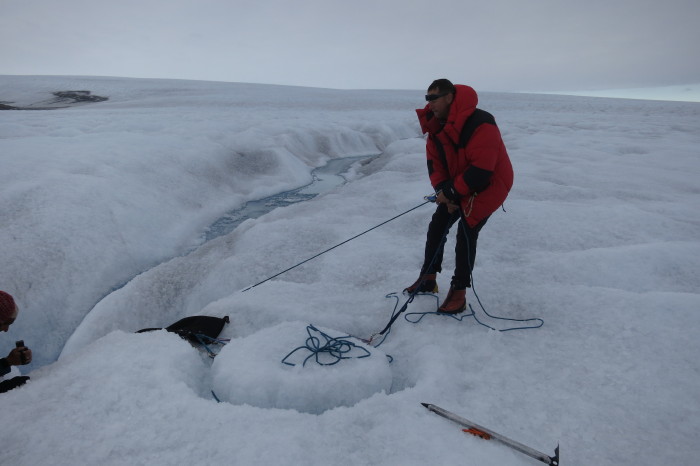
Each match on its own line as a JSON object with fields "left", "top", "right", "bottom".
{"left": 404, "top": 273, "right": 438, "bottom": 294}
{"left": 438, "top": 286, "right": 467, "bottom": 314}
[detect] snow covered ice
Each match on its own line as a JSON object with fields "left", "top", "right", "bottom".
{"left": 212, "top": 321, "right": 392, "bottom": 414}
{"left": 0, "top": 76, "right": 699, "bottom": 465}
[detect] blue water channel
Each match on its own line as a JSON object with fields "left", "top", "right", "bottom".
{"left": 203, "top": 154, "right": 375, "bottom": 242}
{"left": 105, "top": 154, "right": 375, "bottom": 297}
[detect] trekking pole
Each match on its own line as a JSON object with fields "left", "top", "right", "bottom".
{"left": 241, "top": 201, "right": 431, "bottom": 292}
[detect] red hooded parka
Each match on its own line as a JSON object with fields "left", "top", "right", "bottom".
{"left": 416, "top": 85, "right": 513, "bottom": 227}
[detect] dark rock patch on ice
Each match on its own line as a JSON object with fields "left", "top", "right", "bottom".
{"left": 0, "top": 90, "right": 108, "bottom": 110}
{"left": 52, "top": 90, "right": 108, "bottom": 103}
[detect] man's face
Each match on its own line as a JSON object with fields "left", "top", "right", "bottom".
{"left": 0, "top": 305, "right": 18, "bottom": 332}
{"left": 426, "top": 89, "right": 453, "bottom": 121}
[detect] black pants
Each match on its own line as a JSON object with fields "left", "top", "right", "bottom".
{"left": 420, "top": 203, "right": 489, "bottom": 289}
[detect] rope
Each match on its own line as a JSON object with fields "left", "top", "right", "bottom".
{"left": 465, "top": 289, "right": 544, "bottom": 332}
{"left": 370, "top": 206, "right": 544, "bottom": 339}
{"left": 364, "top": 210, "right": 457, "bottom": 345}
{"left": 281, "top": 324, "right": 371, "bottom": 367}
{"left": 192, "top": 333, "right": 231, "bottom": 358}
{"left": 463, "top": 192, "right": 476, "bottom": 218}
{"left": 402, "top": 293, "right": 469, "bottom": 324}
{"left": 241, "top": 201, "right": 431, "bottom": 292}
{"left": 457, "top": 219, "right": 544, "bottom": 331}
{"left": 401, "top": 295, "right": 543, "bottom": 332}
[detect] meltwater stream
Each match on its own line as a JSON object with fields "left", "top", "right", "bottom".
{"left": 103, "top": 154, "right": 375, "bottom": 297}
{"left": 203, "top": 154, "right": 375, "bottom": 242}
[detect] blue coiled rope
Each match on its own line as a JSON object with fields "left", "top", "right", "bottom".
{"left": 281, "top": 324, "right": 371, "bottom": 367}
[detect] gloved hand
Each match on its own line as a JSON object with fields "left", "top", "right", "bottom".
{"left": 435, "top": 180, "right": 460, "bottom": 202}
{"left": 6, "top": 346, "right": 32, "bottom": 365}
{"left": 435, "top": 182, "right": 461, "bottom": 214}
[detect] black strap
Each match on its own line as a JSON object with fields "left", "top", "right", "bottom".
{"left": 457, "top": 109, "right": 496, "bottom": 148}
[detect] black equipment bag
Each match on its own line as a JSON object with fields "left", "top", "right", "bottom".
{"left": 137, "top": 315, "right": 230, "bottom": 344}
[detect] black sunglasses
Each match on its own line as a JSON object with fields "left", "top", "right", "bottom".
{"left": 425, "top": 92, "right": 449, "bottom": 102}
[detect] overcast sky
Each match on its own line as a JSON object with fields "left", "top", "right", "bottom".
{"left": 1, "top": 0, "right": 699, "bottom": 92}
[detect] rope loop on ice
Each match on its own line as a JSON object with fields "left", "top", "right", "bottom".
{"left": 392, "top": 284, "right": 544, "bottom": 332}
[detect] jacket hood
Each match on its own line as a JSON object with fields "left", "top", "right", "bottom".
{"left": 416, "top": 85, "right": 479, "bottom": 139}
{"left": 451, "top": 84, "right": 478, "bottom": 118}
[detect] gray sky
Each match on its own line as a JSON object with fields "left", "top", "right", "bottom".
{"left": 1, "top": 0, "right": 698, "bottom": 91}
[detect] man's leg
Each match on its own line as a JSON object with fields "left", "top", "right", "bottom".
{"left": 422, "top": 203, "right": 460, "bottom": 275}
{"left": 438, "top": 215, "right": 490, "bottom": 313}
{"left": 405, "top": 204, "right": 459, "bottom": 293}
{"left": 452, "top": 216, "right": 490, "bottom": 288}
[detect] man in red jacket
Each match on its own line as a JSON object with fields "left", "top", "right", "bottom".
{"left": 0, "top": 291, "right": 32, "bottom": 393}
{"left": 406, "top": 79, "right": 513, "bottom": 313}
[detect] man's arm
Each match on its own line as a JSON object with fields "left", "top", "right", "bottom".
{"left": 453, "top": 125, "right": 501, "bottom": 196}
